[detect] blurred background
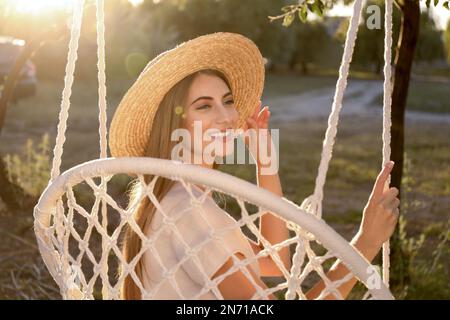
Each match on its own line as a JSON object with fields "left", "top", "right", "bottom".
{"left": 0, "top": 0, "right": 448, "bottom": 299}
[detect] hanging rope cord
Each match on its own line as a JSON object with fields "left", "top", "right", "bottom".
{"left": 95, "top": 0, "right": 111, "bottom": 298}
{"left": 300, "top": 0, "right": 393, "bottom": 285}
{"left": 382, "top": 0, "right": 393, "bottom": 287}
{"left": 48, "top": 0, "right": 111, "bottom": 297}
{"left": 49, "top": 0, "right": 85, "bottom": 181}
{"left": 50, "top": 0, "right": 109, "bottom": 181}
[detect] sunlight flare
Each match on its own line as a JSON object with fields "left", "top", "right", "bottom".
{"left": 5, "top": 0, "right": 75, "bottom": 15}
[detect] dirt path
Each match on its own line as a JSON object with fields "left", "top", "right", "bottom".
{"left": 266, "top": 79, "right": 450, "bottom": 124}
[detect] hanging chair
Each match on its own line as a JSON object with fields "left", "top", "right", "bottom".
{"left": 33, "top": 0, "right": 395, "bottom": 300}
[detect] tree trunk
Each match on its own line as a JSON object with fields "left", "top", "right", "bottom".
{"left": 0, "top": 39, "right": 42, "bottom": 212}
{"left": 300, "top": 60, "right": 308, "bottom": 75}
{"left": 0, "top": 25, "right": 68, "bottom": 211}
{"left": 389, "top": 0, "right": 420, "bottom": 291}
{"left": 0, "top": 34, "right": 50, "bottom": 136}
{"left": 0, "top": 155, "right": 28, "bottom": 211}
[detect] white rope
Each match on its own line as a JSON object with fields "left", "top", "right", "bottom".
{"left": 382, "top": 0, "right": 394, "bottom": 287}
{"left": 301, "top": 0, "right": 364, "bottom": 218}
{"left": 95, "top": 0, "right": 110, "bottom": 299}
{"left": 97, "top": 0, "right": 108, "bottom": 160}
{"left": 50, "top": 0, "right": 85, "bottom": 181}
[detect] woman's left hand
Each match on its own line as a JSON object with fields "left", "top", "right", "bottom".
{"left": 241, "top": 100, "right": 273, "bottom": 167}
{"left": 243, "top": 100, "right": 270, "bottom": 133}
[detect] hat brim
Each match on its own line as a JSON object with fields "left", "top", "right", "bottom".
{"left": 109, "top": 32, "right": 265, "bottom": 158}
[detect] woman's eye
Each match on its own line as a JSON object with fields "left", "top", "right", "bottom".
{"left": 196, "top": 105, "right": 210, "bottom": 110}
{"left": 225, "top": 100, "right": 234, "bottom": 105}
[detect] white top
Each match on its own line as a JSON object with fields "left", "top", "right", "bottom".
{"left": 142, "top": 181, "right": 260, "bottom": 299}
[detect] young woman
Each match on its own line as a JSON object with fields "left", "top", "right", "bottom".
{"left": 108, "top": 33, "right": 400, "bottom": 300}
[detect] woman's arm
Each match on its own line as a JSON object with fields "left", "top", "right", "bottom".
{"left": 255, "top": 163, "right": 292, "bottom": 277}
{"left": 305, "top": 162, "right": 400, "bottom": 299}
{"left": 304, "top": 232, "right": 381, "bottom": 299}
{"left": 212, "top": 252, "right": 277, "bottom": 299}
{"left": 243, "top": 102, "right": 291, "bottom": 277}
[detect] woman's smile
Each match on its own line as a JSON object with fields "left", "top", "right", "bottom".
{"left": 209, "top": 130, "right": 236, "bottom": 142}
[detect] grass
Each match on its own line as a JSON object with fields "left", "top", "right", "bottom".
{"left": 1, "top": 74, "right": 449, "bottom": 299}
{"left": 413, "top": 65, "right": 450, "bottom": 78}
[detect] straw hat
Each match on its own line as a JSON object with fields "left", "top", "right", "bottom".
{"left": 109, "top": 32, "right": 265, "bottom": 158}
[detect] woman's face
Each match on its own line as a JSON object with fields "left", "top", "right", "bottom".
{"left": 182, "top": 73, "right": 239, "bottom": 162}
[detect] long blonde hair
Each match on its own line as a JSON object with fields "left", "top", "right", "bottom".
{"left": 120, "top": 68, "right": 230, "bottom": 299}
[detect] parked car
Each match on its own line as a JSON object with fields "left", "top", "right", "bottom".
{"left": 0, "top": 36, "right": 37, "bottom": 103}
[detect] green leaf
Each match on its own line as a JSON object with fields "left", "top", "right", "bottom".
{"left": 282, "top": 12, "right": 295, "bottom": 27}
{"left": 426, "top": 0, "right": 431, "bottom": 7}
{"left": 444, "top": 1, "right": 450, "bottom": 9}
{"left": 298, "top": 6, "right": 308, "bottom": 22}
{"left": 434, "top": 0, "right": 439, "bottom": 6}
{"left": 312, "top": 0, "right": 324, "bottom": 16}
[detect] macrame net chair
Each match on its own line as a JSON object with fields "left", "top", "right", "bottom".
{"left": 33, "top": 0, "right": 396, "bottom": 300}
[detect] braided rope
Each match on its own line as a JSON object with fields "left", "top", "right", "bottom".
{"left": 301, "top": 0, "right": 364, "bottom": 219}
{"left": 50, "top": 0, "right": 84, "bottom": 181}
{"left": 94, "top": 0, "right": 111, "bottom": 299}
{"left": 382, "top": 0, "right": 394, "bottom": 287}
{"left": 45, "top": 0, "right": 84, "bottom": 299}
{"left": 295, "top": 0, "right": 364, "bottom": 292}
{"left": 96, "top": 0, "right": 108, "bottom": 160}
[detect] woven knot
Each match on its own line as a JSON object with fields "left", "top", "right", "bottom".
{"left": 79, "top": 241, "right": 89, "bottom": 251}
{"left": 310, "top": 257, "right": 321, "bottom": 269}
{"left": 209, "top": 229, "right": 221, "bottom": 240}
{"left": 93, "top": 264, "right": 101, "bottom": 274}
{"left": 122, "top": 265, "right": 132, "bottom": 275}
{"left": 162, "top": 216, "right": 175, "bottom": 227}
{"left": 185, "top": 247, "right": 196, "bottom": 257}
{"left": 204, "top": 280, "right": 217, "bottom": 291}
{"left": 142, "top": 238, "right": 154, "bottom": 248}
{"left": 163, "top": 269, "right": 175, "bottom": 279}
{"left": 300, "top": 195, "right": 321, "bottom": 217}
{"left": 190, "top": 197, "right": 205, "bottom": 207}
{"left": 235, "top": 260, "right": 245, "bottom": 270}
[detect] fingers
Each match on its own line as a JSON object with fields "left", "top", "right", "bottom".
{"left": 252, "top": 100, "right": 262, "bottom": 118}
{"left": 393, "top": 207, "right": 400, "bottom": 217}
{"left": 380, "top": 188, "right": 400, "bottom": 219}
{"left": 247, "top": 104, "right": 270, "bottom": 129}
{"left": 371, "top": 161, "right": 394, "bottom": 200}
{"left": 382, "top": 197, "right": 400, "bottom": 213}
{"left": 259, "top": 107, "right": 270, "bottom": 129}
{"left": 380, "top": 187, "right": 399, "bottom": 203}
{"left": 258, "top": 105, "right": 269, "bottom": 117}
{"left": 246, "top": 117, "right": 258, "bottom": 129}
{"left": 380, "top": 188, "right": 399, "bottom": 207}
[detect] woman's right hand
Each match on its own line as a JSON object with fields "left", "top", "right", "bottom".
{"left": 357, "top": 161, "right": 400, "bottom": 249}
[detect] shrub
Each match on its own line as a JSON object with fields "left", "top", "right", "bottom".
{"left": 3, "top": 134, "right": 51, "bottom": 198}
